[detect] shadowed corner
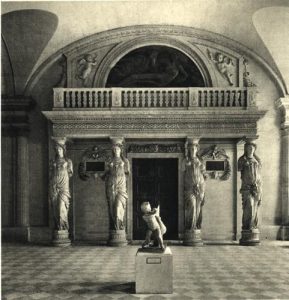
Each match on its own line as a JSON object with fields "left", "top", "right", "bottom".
{"left": 1, "top": 9, "right": 58, "bottom": 95}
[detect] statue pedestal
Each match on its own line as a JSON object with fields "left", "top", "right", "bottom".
{"left": 108, "top": 229, "right": 127, "bottom": 247}
{"left": 183, "top": 229, "right": 203, "bottom": 246}
{"left": 135, "top": 247, "right": 173, "bottom": 294}
{"left": 240, "top": 228, "right": 260, "bottom": 246}
{"left": 52, "top": 230, "right": 71, "bottom": 247}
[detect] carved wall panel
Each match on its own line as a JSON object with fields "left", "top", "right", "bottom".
{"left": 59, "top": 25, "right": 261, "bottom": 89}
{"left": 200, "top": 145, "right": 231, "bottom": 180}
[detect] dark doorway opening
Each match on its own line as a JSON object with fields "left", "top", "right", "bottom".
{"left": 132, "top": 158, "right": 178, "bottom": 240}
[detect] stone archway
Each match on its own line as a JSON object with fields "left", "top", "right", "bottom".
{"left": 105, "top": 45, "right": 205, "bottom": 88}
{"left": 93, "top": 35, "right": 214, "bottom": 87}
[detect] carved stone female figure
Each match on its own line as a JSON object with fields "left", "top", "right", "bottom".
{"left": 238, "top": 141, "right": 262, "bottom": 231}
{"left": 104, "top": 142, "right": 130, "bottom": 230}
{"left": 182, "top": 139, "right": 206, "bottom": 230}
{"left": 49, "top": 141, "right": 73, "bottom": 231}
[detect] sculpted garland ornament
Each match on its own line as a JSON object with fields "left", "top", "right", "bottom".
{"left": 200, "top": 145, "right": 231, "bottom": 180}
{"left": 78, "top": 146, "right": 108, "bottom": 181}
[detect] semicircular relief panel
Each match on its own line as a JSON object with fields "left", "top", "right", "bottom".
{"left": 105, "top": 45, "right": 205, "bottom": 87}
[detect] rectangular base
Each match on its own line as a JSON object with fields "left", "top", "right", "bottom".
{"left": 135, "top": 247, "right": 173, "bottom": 294}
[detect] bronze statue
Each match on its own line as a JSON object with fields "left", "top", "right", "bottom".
{"left": 141, "top": 202, "right": 167, "bottom": 251}
{"left": 103, "top": 141, "right": 130, "bottom": 230}
{"left": 49, "top": 141, "right": 73, "bottom": 231}
{"left": 238, "top": 141, "right": 262, "bottom": 230}
{"left": 182, "top": 139, "right": 206, "bottom": 230}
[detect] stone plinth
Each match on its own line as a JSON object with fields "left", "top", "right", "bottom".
{"left": 108, "top": 230, "right": 127, "bottom": 247}
{"left": 135, "top": 247, "right": 173, "bottom": 294}
{"left": 183, "top": 229, "right": 203, "bottom": 246}
{"left": 240, "top": 229, "right": 260, "bottom": 246}
{"left": 52, "top": 230, "right": 71, "bottom": 247}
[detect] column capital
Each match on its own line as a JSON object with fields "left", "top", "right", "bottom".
{"left": 276, "top": 96, "right": 289, "bottom": 130}
{"left": 186, "top": 137, "right": 201, "bottom": 145}
{"left": 51, "top": 137, "right": 67, "bottom": 146}
{"left": 110, "top": 137, "right": 125, "bottom": 146}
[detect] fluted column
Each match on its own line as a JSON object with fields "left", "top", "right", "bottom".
{"left": 276, "top": 97, "right": 289, "bottom": 240}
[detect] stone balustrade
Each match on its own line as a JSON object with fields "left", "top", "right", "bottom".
{"left": 53, "top": 87, "right": 257, "bottom": 109}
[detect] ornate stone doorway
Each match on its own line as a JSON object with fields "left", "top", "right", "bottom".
{"left": 132, "top": 158, "right": 178, "bottom": 240}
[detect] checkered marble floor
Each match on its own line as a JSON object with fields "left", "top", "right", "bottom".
{"left": 2, "top": 242, "right": 289, "bottom": 300}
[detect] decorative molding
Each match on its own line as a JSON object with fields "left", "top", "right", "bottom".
{"left": 25, "top": 25, "right": 287, "bottom": 96}
{"left": 128, "top": 143, "right": 183, "bottom": 153}
{"left": 276, "top": 96, "right": 289, "bottom": 130}
{"left": 42, "top": 109, "right": 266, "bottom": 138}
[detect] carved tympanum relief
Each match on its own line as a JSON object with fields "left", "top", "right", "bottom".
{"left": 76, "top": 54, "right": 97, "bottom": 87}
{"left": 200, "top": 145, "right": 231, "bottom": 180}
{"left": 207, "top": 49, "right": 235, "bottom": 86}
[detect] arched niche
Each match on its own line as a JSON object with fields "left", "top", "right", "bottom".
{"left": 93, "top": 36, "right": 214, "bottom": 87}
{"left": 105, "top": 45, "right": 205, "bottom": 88}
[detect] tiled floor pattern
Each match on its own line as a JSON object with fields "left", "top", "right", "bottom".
{"left": 2, "top": 243, "right": 289, "bottom": 299}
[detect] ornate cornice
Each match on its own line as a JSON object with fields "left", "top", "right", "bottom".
{"left": 43, "top": 109, "right": 266, "bottom": 138}
{"left": 276, "top": 96, "right": 289, "bottom": 130}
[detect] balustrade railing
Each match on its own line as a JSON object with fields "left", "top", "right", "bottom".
{"left": 53, "top": 87, "right": 257, "bottom": 109}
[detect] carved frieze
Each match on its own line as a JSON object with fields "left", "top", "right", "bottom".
{"left": 200, "top": 145, "right": 231, "bottom": 180}
{"left": 128, "top": 143, "right": 183, "bottom": 153}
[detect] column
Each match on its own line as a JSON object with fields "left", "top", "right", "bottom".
{"left": 1, "top": 97, "right": 32, "bottom": 242}
{"left": 50, "top": 137, "right": 73, "bottom": 246}
{"left": 183, "top": 137, "right": 205, "bottom": 246}
{"left": 107, "top": 137, "right": 129, "bottom": 246}
{"left": 237, "top": 138, "right": 262, "bottom": 245}
{"left": 276, "top": 97, "right": 289, "bottom": 240}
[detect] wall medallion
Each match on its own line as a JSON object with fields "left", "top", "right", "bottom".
{"left": 200, "top": 145, "right": 231, "bottom": 180}
{"left": 78, "top": 146, "right": 109, "bottom": 181}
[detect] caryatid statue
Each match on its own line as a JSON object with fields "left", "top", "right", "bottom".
{"left": 238, "top": 139, "right": 262, "bottom": 244}
{"left": 49, "top": 138, "right": 73, "bottom": 245}
{"left": 103, "top": 138, "right": 130, "bottom": 231}
{"left": 182, "top": 138, "right": 206, "bottom": 233}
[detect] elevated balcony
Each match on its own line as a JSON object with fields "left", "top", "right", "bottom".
{"left": 43, "top": 87, "right": 265, "bottom": 139}
{"left": 53, "top": 87, "right": 258, "bottom": 110}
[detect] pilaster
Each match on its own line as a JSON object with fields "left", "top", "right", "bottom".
{"left": 1, "top": 97, "right": 33, "bottom": 242}
{"left": 276, "top": 96, "right": 289, "bottom": 240}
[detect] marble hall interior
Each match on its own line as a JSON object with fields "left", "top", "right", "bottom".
{"left": 2, "top": 1, "right": 289, "bottom": 299}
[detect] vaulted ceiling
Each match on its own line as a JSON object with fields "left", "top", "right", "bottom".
{"left": 2, "top": 0, "right": 289, "bottom": 95}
